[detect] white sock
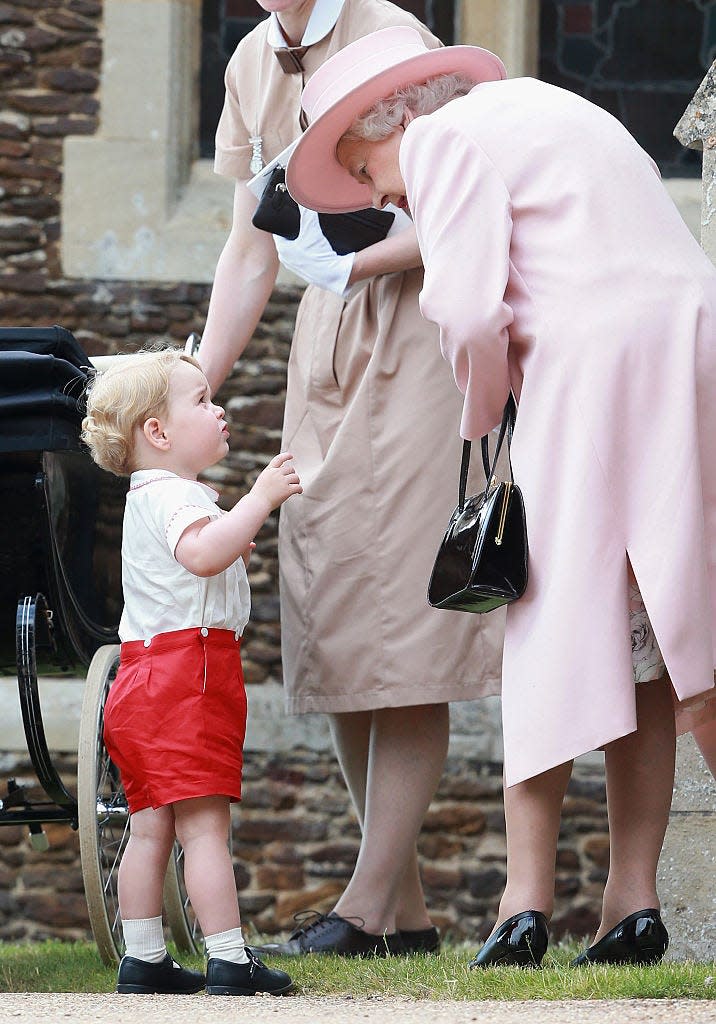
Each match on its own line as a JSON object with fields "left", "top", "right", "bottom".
{"left": 205, "top": 927, "right": 249, "bottom": 965}
{"left": 122, "top": 916, "right": 167, "bottom": 964}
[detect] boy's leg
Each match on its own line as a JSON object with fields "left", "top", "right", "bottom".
{"left": 173, "top": 796, "right": 293, "bottom": 995}
{"left": 118, "top": 804, "right": 175, "bottom": 921}
{"left": 116, "top": 803, "right": 205, "bottom": 994}
{"left": 173, "top": 796, "right": 250, "bottom": 964}
{"left": 173, "top": 795, "right": 240, "bottom": 935}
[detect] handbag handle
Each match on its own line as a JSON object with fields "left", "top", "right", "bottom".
{"left": 458, "top": 395, "right": 516, "bottom": 513}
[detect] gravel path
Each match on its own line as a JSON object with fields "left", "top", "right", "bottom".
{"left": 0, "top": 994, "right": 714, "bottom": 1024}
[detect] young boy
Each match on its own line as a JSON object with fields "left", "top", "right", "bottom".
{"left": 82, "top": 349, "right": 301, "bottom": 995}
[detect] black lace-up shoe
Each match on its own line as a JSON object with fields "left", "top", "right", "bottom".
{"left": 252, "top": 911, "right": 405, "bottom": 957}
{"left": 116, "top": 952, "right": 205, "bottom": 994}
{"left": 205, "top": 949, "right": 293, "bottom": 995}
{"left": 469, "top": 910, "right": 549, "bottom": 968}
{"left": 399, "top": 926, "right": 441, "bottom": 954}
{"left": 570, "top": 908, "right": 668, "bottom": 966}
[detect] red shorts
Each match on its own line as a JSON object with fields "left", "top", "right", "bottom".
{"left": 103, "top": 627, "right": 247, "bottom": 814}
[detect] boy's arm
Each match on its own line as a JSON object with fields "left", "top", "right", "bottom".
{"left": 175, "top": 454, "right": 301, "bottom": 577}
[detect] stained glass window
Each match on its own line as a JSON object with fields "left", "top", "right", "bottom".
{"left": 539, "top": 1, "right": 716, "bottom": 177}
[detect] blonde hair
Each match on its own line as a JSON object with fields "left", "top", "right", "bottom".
{"left": 342, "top": 73, "right": 476, "bottom": 143}
{"left": 81, "top": 349, "right": 203, "bottom": 476}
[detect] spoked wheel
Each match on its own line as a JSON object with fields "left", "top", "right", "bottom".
{"left": 77, "top": 644, "right": 127, "bottom": 966}
{"left": 163, "top": 842, "right": 203, "bottom": 954}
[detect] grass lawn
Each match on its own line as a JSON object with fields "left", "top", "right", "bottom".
{"left": 0, "top": 940, "right": 715, "bottom": 999}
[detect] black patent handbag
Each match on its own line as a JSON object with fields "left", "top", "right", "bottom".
{"left": 427, "top": 395, "right": 528, "bottom": 613}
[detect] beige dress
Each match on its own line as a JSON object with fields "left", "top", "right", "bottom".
{"left": 214, "top": 0, "right": 503, "bottom": 714}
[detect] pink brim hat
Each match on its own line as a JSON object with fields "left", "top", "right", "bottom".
{"left": 286, "top": 26, "right": 506, "bottom": 214}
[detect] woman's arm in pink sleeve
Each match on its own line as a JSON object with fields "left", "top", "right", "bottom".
{"left": 401, "top": 118, "right": 514, "bottom": 439}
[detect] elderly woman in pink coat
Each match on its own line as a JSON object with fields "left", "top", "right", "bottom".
{"left": 286, "top": 27, "right": 716, "bottom": 967}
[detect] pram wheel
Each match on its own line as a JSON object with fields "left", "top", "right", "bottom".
{"left": 78, "top": 644, "right": 126, "bottom": 965}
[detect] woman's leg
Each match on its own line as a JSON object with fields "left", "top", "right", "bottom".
{"left": 495, "top": 760, "right": 573, "bottom": 927}
{"left": 118, "top": 804, "right": 176, "bottom": 920}
{"left": 596, "top": 675, "right": 675, "bottom": 940}
{"left": 692, "top": 717, "right": 716, "bottom": 777}
{"left": 173, "top": 795, "right": 240, "bottom": 936}
{"left": 330, "top": 703, "right": 450, "bottom": 934}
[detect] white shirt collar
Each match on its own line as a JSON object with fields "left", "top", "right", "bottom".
{"left": 267, "top": 0, "right": 346, "bottom": 49}
{"left": 129, "top": 469, "right": 219, "bottom": 501}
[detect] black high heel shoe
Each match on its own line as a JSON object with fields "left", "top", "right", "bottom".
{"left": 570, "top": 908, "right": 668, "bottom": 966}
{"left": 469, "top": 910, "right": 549, "bottom": 968}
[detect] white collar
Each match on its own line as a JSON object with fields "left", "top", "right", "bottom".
{"left": 129, "top": 469, "right": 219, "bottom": 502}
{"left": 267, "top": 0, "right": 346, "bottom": 49}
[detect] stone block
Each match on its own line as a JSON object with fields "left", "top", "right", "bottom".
{"left": 236, "top": 814, "right": 328, "bottom": 844}
{"left": 556, "top": 846, "right": 580, "bottom": 869}
{"left": 255, "top": 865, "right": 304, "bottom": 892}
{"left": 582, "top": 834, "right": 610, "bottom": 868}
{"left": 423, "top": 804, "right": 487, "bottom": 835}
{"left": 551, "top": 902, "right": 600, "bottom": 942}
{"left": 421, "top": 863, "right": 463, "bottom": 890}
{"left": 263, "top": 842, "right": 302, "bottom": 865}
{"left": 413, "top": 835, "right": 465, "bottom": 860}
{"left": 464, "top": 866, "right": 506, "bottom": 899}
{"left": 16, "top": 890, "right": 88, "bottom": 928}
{"left": 274, "top": 881, "right": 343, "bottom": 922}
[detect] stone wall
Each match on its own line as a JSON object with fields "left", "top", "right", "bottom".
{"left": 0, "top": 750, "right": 608, "bottom": 944}
{"left": 0, "top": 0, "right": 303, "bottom": 684}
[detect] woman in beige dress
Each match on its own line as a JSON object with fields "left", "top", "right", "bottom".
{"left": 198, "top": 0, "right": 503, "bottom": 956}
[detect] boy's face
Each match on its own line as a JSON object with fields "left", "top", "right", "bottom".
{"left": 160, "top": 360, "right": 229, "bottom": 477}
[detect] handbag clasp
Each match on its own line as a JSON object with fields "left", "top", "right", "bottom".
{"left": 495, "top": 481, "right": 512, "bottom": 547}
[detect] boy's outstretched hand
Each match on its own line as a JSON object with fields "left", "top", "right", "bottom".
{"left": 251, "top": 452, "right": 302, "bottom": 513}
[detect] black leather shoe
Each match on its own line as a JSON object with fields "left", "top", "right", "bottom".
{"left": 469, "top": 910, "right": 549, "bottom": 968}
{"left": 251, "top": 911, "right": 404, "bottom": 957}
{"left": 570, "top": 908, "right": 668, "bottom": 966}
{"left": 205, "top": 950, "right": 293, "bottom": 995}
{"left": 399, "top": 925, "right": 441, "bottom": 954}
{"left": 117, "top": 952, "right": 205, "bottom": 994}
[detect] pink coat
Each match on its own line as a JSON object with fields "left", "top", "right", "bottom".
{"left": 401, "top": 78, "right": 716, "bottom": 787}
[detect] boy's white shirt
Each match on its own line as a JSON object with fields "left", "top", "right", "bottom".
{"left": 118, "top": 470, "right": 251, "bottom": 643}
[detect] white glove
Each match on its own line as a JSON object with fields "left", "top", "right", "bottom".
{"left": 274, "top": 205, "right": 355, "bottom": 299}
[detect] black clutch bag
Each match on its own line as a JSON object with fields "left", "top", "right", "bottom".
{"left": 252, "top": 166, "right": 301, "bottom": 240}
{"left": 427, "top": 395, "right": 528, "bottom": 613}
{"left": 252, "top": 166, "right": 395, "bottom": 250}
